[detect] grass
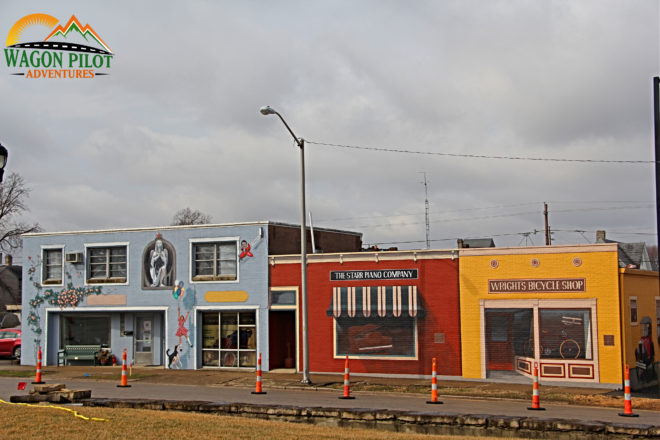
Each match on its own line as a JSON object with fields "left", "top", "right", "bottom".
{"left": 0, "top": 402, "right": 519, "bottom": 440}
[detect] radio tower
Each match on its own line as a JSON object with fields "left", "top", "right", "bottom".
{"left": 421, "top": 172, "right": 430, "bottom": 249}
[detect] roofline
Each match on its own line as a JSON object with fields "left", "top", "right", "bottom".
{"left": 270, "top": 248, "right": 457, "bottom": 265}
{"left": 458, "top": 243, "right": 619, "bottom": 256}
{"left": 22, "top": 220, "right": 362, "bottom": 238}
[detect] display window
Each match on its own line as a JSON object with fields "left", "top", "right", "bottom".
{"left": 328, "top": 286, "right": 423, "bottom": 359}
{"left": 201, "top": 311, "right": 256, "bottom": 368}
{"left": 60, "top": 314, "right": 111, "bottom": 347}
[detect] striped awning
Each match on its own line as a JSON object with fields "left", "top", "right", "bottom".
{"left": 326, "top": 286, "right": 424, "bottom": 319}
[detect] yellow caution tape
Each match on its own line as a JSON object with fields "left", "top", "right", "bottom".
{"left": 0, "top": 398, "right": 108, "bottom": 422}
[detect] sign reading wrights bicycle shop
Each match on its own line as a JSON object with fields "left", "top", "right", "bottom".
{"left": 488, "top": 278, "right": 586, "bottom": 294}
{"left": 331, "top": 269, "right": 418, "bottom": 281}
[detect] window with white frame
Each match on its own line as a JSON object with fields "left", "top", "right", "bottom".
{"left": 191, "top": 240, "right": 237, "bottom": 282}
{"left": 201, "top": 311, "right": 256, "bottom": 367}
{"left": 630, "top": 297, "right": 638, "bottom": 325}
{"left": 42, "top": 248, "right": 63, "bottom": 285}
{"left": 86, "top": 245, "right": 127, "bottom": 284}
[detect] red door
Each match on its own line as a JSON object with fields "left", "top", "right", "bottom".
{"left": 486, "top": 313, "right": 514, "bottom": 371}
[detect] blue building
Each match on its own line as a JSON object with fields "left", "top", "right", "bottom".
{"left": 21, "top": 222, "right": 361, "bottom": 370}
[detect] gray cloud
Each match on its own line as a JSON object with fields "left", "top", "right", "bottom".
{"left": 0, "top": 0, "right": 657, "bottom": 253}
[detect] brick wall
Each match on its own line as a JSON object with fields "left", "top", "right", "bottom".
{"left": 270, "top": 254, "right": 461, "bottom": 376}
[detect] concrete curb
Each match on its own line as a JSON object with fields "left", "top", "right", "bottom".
{"left": 82, "top": 398, "right": 660, "bottom": 439}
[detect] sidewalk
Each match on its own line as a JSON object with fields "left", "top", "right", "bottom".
{"left": 1, "top": 367, "right": 659, "bottom": 439}
{"left": 3, "top": 363, "right": 659, "bottom": 411}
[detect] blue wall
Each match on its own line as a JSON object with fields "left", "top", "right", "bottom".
{"left": 21, "top": 222, "right": 270, "bottom": 369}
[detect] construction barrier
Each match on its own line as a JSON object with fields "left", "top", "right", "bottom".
{"left": 618, "top": 364, "right": 639, "bottom": 417}
{"left": 338, "top": 355, "right": 355, "bottom": 399}
{"left": 32, "top": 346, "right": 45, "bottom": 385}
{"left": 117, "top": 348, "right": 131, "bottom": 388}
{"left": 527, "top": 364, "right": 544, "bottom": 411}
{"left": 251, "top": 353, "right": 267, "bottom": 395}
{"left": 426, "top": 357, "right": 442, "bottom": 404}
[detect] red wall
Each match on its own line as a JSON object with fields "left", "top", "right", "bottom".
{"left": 270, "top": 257, "right": 461, "bottom": 376}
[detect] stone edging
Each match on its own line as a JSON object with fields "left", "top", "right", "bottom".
{"left": 82, "top": 398, "right": 660, "bottom": 439}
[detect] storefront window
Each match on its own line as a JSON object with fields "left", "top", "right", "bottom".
{"left": 60, "top": 315, "right": 110, "bottom": 347}
{"left": 335, "top": 317, "right": 415, "bottom": 357}
{"left": 539, "top": 309, "right": 591, "bottom": 360}
{"left": 201, "top": 311, "right": 256, "bottom": 368}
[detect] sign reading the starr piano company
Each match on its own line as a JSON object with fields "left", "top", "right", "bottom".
{"left": 488, "top": 278, "right": 586, "bottom": 294}
{"left": 331, "top": 269, "right": 418, "bottom": 281}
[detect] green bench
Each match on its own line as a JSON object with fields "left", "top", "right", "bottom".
{"left": 57, "top": 345, "right": 102, "bottom": 366}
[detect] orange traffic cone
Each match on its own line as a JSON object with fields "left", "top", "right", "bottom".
{"left": 117, "top": 348, "right": 131, "bottom": 388}
{"left": 426, "top": 357, "right": 442, "bottom": 404}
{"left": 618, "top": 364, "right": 639, "bottom": 417}
{"left": 251, "top": 353, "right": 267, "bottom": 395}
{"left": 338, "top": 355, "right": 355, "bottom": 399}
{"left": 527, "top": 364, "right": 545, "bottom": 411}
{"left": 32, "top": 346, "right": 45, "bottom": 384}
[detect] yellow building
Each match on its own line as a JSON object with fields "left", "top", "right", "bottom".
{"left": 618, "top": 267, "right": 659, "bottom": 389}
{"left": 459, "top": 243, "right": 658, "bottom": 386}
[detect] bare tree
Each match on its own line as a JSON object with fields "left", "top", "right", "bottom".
{"left": 0, "top": 173, "right": 40, "bottom": 251}
{"left": 171, "top": 207, "right": 212, "bottom": 226}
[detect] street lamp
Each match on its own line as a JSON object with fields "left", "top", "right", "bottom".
{"left": 0, "top": 142, "right": 7, "bottom": 183}
{"left": 260, "top": 105, "right": 312, "bottom": 385}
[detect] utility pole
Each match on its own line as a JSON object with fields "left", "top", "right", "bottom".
{"left": 544, "top": 202, "right": 551, "bottom": 246}
{"left": 421, "top": 172, "right": 430, "bottom": 249}
{"left": 654, "top": 78, "right": 660, "bottom": 271}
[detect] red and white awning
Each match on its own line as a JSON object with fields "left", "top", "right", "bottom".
{"left": 327, "top": 286, "right": 424, "bottom": 319}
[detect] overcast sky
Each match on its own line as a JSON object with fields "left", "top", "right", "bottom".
{"left": 1, "top": 1, "right": 658, "bottom": 255}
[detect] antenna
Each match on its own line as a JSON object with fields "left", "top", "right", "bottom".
{"left": 420, "top": 172, "right": 430, "bottom": 249}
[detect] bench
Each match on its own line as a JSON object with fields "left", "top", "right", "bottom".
{"left": 57, "top": 345, "right": 102, "bottom": 366}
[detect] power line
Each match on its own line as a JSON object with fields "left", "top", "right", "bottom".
{"left": 307, "top": 140, "right": 654, "bottom": 164}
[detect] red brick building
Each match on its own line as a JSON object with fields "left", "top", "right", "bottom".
{"left": 269, "top": 249, "right": 461, "bottom": 377}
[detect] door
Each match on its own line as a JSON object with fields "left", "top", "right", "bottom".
{"left": 268, "top": 310, "right": 296, "bottom": 370}
{"left": 486, "top": 312, "right": 514, "bottom": 371}
{"left": 134, "top": 315, "right": 153, "bottom": 365}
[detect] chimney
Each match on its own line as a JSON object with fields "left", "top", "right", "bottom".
{"left": 596, "top": 230, "right": 606, "bottom": 243}
{"left": 457, "top": 239, "right": 464, "bottom": 249}
{"left": 4, "top": 254, "right": 12, "bottom": 266}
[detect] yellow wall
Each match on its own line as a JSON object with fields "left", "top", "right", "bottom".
{"left": 619, "top": 269, "right": 659, "bottom": 369}
{"left": 459, "top": 244, "right": 622, "bottom": 384}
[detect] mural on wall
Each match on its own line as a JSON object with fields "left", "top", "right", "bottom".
{"left": 26, "top": 256, "right": 105, "bottom": 358}
{"left": 142, "top": 233, "right": 175, "bottom": 289}
{"left": 166, "top": 343, "right": 182, "bottom": 369}
{"left": 167, "top": 279, "right": 196, "bottom": 369}
{"left": 239, "top": 228, "right": 263, "bottom": 261}
{"left": 635, "top": 316, "right": 656, "bottom": 384}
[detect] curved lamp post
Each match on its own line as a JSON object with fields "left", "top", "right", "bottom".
{"left": 0, "top": 142, "right": 8, "bottom": 182}
{"left": 260, "top": 105, "right": 312, "bottom": 385}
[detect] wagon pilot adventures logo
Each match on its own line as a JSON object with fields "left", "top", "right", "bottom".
{"left": 4, "top": 13, "right": 113, "bottom": 78}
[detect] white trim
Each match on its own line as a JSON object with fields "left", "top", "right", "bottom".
{"left": 629, "top": 296, "right": 639, "bottom": 326}
{"left": 480, "top": 298, "right": 599, "bottom": 383}
{"left": 268, "top": 286, "right": 300, "bottom": 372}
{"left": 194, "top": 306, "right": 261, "bottom": 370}
{"left": 270, "top": 249, "right": 456, "bottom": 266}
{"left": 40, "top": 245, "right": 64, "bottom": 287}
{"left": 189, "top": 237, "right": 240, "bottom": 284}
{"left": 331, "top": 316, "right": 419, "bottom": 361}
{"left": 83, "top": 242, "right": 130, "bottom": 286}
{"left": 268, "top": 286, "right": 299, "bottom": 309}
{"left": 459, "top": 243, "right": 618, "bottom": 256}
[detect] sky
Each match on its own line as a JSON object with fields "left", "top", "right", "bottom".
{"left": 0, "top": 1, "right": 658, "bottom": 256}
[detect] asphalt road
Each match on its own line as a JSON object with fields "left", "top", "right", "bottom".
{"left": 1, "top": 376, "right": 658, "bottom": 428}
